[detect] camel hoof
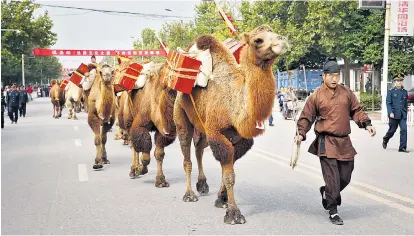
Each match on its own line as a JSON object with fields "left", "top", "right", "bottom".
{"left": 139, "top": 165, "right": 148, "bottom": 175}
{"left": 183, "top": 190, "right": 198, "bottom": 202}
{"left": 196, "top": 179, "right": 209, "bottom": 195}
{"left": 123, "top": 140, "right": 129, "bottom": 145}
{"left": 214, "top": 196, "right": 228, "bottom": 208}
{"left": 73, "top": 117, "right": 78, "bottom": 120}
{"left": 103, "top": 159, "right": 110, "bottom": 164}
{"left": 155, "top": 175, "right": 170, "bottom": 188}
{"left": 93, "top": 163, "right": 103, "bottom": 170}
{"left": 129, "top": 166, "right": 140, "bottom": 179}
{"left": 224, "top": 207, "right": 246, "bottom": 225}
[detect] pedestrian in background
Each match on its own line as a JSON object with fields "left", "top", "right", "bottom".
{"left": 1, "top": 88, "right": 6, "bottom": 129}
{"left": 7, "top": 84, "right": 20, "bottom": 124}
{"left": 19, "top": 85, "right": 29, "bottom": 117}
{"left": 382, "top": 73, "right": 409, "bottom": 153}
{"left": 296, "top": 57, "right": 376, "bottom": 225}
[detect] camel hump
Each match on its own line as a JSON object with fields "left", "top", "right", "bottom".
{"left": 195, "top": 35, "right": 219, "bottom": 51}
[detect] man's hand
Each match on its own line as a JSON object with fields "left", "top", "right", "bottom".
{"left": 390, "top": 113, "right": 394, "bottom": 118}
{"left": 296, "top": 135, "right": 303, "bottom": 145}
{"left": 367, "top": 126, "right": 376, "bottom": 137}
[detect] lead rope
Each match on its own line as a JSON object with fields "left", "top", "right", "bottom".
{"left": 287, "top": 57, "right": 301, "bottom": 169}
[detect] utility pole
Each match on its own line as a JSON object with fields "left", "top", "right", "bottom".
{"left": 381, "top": 0, "right": 391, "bottom": 123}
{"left": 22, "top": 54, "right": 25, "bottom": 86}
{"left": 372, "top": 64, "right": 375, "bottom": 112}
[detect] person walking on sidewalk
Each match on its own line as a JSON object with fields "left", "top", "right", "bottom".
{"left": 382, "top": 73, "right": 409, "bottom": 153}
{"left": 1, "top": 88, "right": 6, "bottom": 129}
{"left": 295, "top": 57, "right": 376, "bottom": 225}
{"left": 19, "top": 85, "right": 29, "bottom": 117}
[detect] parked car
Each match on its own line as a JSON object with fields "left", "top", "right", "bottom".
{"left": 408, "top": 88, "right": 414, "bottom": 104}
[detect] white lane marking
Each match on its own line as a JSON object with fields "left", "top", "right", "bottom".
{"left": 253, "top": 151, "right": 414, "bottom": 215}
{"left": 74, "top": 126, "right": 79, "bottom": 131}
{"left": 78, "top": 164, "right": 88, "bottom": 182}
{"left": 75, "top": 139, "right": 82, "bottom": 147}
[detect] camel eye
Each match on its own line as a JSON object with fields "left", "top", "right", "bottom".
{"left": 254, "top": 38, "right": 263, "bottom": 45}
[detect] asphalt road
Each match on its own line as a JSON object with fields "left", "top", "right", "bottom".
{"left": 1, "top": 97, "right": 413, "bottom": 235}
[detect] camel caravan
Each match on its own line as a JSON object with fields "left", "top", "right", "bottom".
{"left": 52, "top": 24, "right": 289, "bottom": 224}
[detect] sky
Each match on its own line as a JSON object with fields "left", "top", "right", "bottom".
{"left": 34, "top": 0, "right": 202, "bottom": 69}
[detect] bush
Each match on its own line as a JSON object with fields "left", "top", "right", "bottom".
{"left": 360, "top": 92, "right": 382, "bottom": 111}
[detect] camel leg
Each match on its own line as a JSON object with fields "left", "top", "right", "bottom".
{"left": 129, "top": 148, "right": 140, "bottom": 178}
{"left": 174, "top": 105, "right": 197, "bottom": 202}
{"left": 208, "top": 132, "right": 246, "bottom": 225}
{"left": 66, "top": 101, "right": 73, "bottom": 119}
{"left": 55, "top": 104, "right": 60, "bottom": 119}
{"left": 130, "top": 121, "right": 152, "bottom": 176}
{"left": 153, "top": 131, "right": 175, "bottom": 188}
{"left": 73, "top": 102, "right": 79, "bottom": 120}
{"left": 52, "top": 104, "right": 56, "bottom": 118}
{"left": 214, "top": 137, "right": 253, "bottom": 209}
{"left": 88, "top": 113, "right": 104, "bottom": 170}
{"left": 101, "top": 118, "right": 114, "bottom": 165}
{"left": 194, "top": 131, "right": 209, "bottom": 195}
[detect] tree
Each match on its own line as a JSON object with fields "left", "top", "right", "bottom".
{"left": 1, "top": 0, "right": 61, "bottom": 85}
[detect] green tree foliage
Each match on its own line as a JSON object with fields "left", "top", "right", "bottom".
{"left": 1, "top": 0, "right": 61, "bottom": 85}
{"left": 130, "top": 0, "right": 414, "bottom": 81}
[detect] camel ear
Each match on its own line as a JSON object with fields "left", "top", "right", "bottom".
{"left": 240, "top": 33, "right": 250, "bottom": 44}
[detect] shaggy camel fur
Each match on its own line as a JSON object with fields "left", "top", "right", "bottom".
{"left": 115, "top": 90, "right": 132, "bottom": 145}
{"left": 128, "top": 63, "right": 179, "bottom": 188}
{"left": 50, "top": 79, "right": 65, "bottom": 119}
{"left": 173, "top": 25, "right": 289, "bottom": 224}
{"left": 64, "top": 81, "right": 83, "bottom": 120}
{"left": 86, "top": 64, "right": 116, "bottom": 169}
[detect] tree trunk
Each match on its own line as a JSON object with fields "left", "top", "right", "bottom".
{"left": 343, "top": 57, "right": 351, "bottom": 88}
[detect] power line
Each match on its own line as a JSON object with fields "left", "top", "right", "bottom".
{"left": 36, "top": 3, "right": 194, "bottom": 20}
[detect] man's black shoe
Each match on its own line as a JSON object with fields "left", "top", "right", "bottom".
{"left": 398, "top": 148, "right": 409, "bottom": 153}
{"left": 320, "top": 186, "right": 328, "bottom": 210}
{"left": 382, "top": 140, "right": 387, "bottom": 149}
{"left": 269, "top": 124, "right": 274, "bottom": 126}
{"left": 329, "top": 214, "right": 344, "bottom": 225}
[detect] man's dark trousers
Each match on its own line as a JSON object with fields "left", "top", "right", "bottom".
{"left": 319, "top": 156, "right": 354, "bottom": 215}
{"left": 383, "top": 118, "right": 407, "bottom": 150}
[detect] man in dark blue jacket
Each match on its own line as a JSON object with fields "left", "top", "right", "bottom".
{"left": 383, "top": 73, "right": 409, "bottom": 153}
{"left": 7, "top": 84, "right": 20, "bottom": 124}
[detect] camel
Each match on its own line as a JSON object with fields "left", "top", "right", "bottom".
{"left": 126, "top": 62, "right": 181, "bottom": 188}
{"left": 50, "top": 79, "right": 65, "bottom": 119}
{"left": 86, "top": 63, "right": 116, "bottom": 169}
{"left": 64, "top": 81, "right": 84, "bottom": 120}
{"left": 173, "top": 25, "right": 289, "bottom": 224}
{"left": 114, "top": 90, "right": 131, "bottom": 145}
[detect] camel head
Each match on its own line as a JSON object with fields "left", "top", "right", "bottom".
{"left": 99, "top": 64, "right": 114, "bottom": 83}
{"left": 240, "top": 24, "right": 290, "bottom": 69}
{"left": 51, "top": 79, "right": 57, "bottom": 85}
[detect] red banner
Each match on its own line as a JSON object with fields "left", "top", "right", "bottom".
{"left": 32, "top": 48, "right": 167, "bottom": 57}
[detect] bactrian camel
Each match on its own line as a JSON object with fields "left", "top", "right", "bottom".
{"left": 50, "top": 79, "right": 65, "bottom": 119}
{"left": 115, "top": 90, "right": 132, "bottom": 145}
{"left": 173, "top": 25, "right": 289, "bottom": 224}
{"left": 86, "top": 63, "right": 116, "bottom": 170}
{"left": 64, "top": 81, "right": 84, "bottom": 120}
{"left": 128, "top": 63, "right": 178, "bottom": 188}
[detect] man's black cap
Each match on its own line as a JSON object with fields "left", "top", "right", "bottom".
{"left": 393, "top": 73, "right": 404, "bottom": 81}
{"left": 91, "top": 55, "right": 96, "bottom": 59}
{"left": 323, "top": 57, "right": 340, "bottom": 74}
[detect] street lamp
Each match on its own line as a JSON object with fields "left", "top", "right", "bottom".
{"left": 22, "top": 54, "right": 36, "bottom": 87}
